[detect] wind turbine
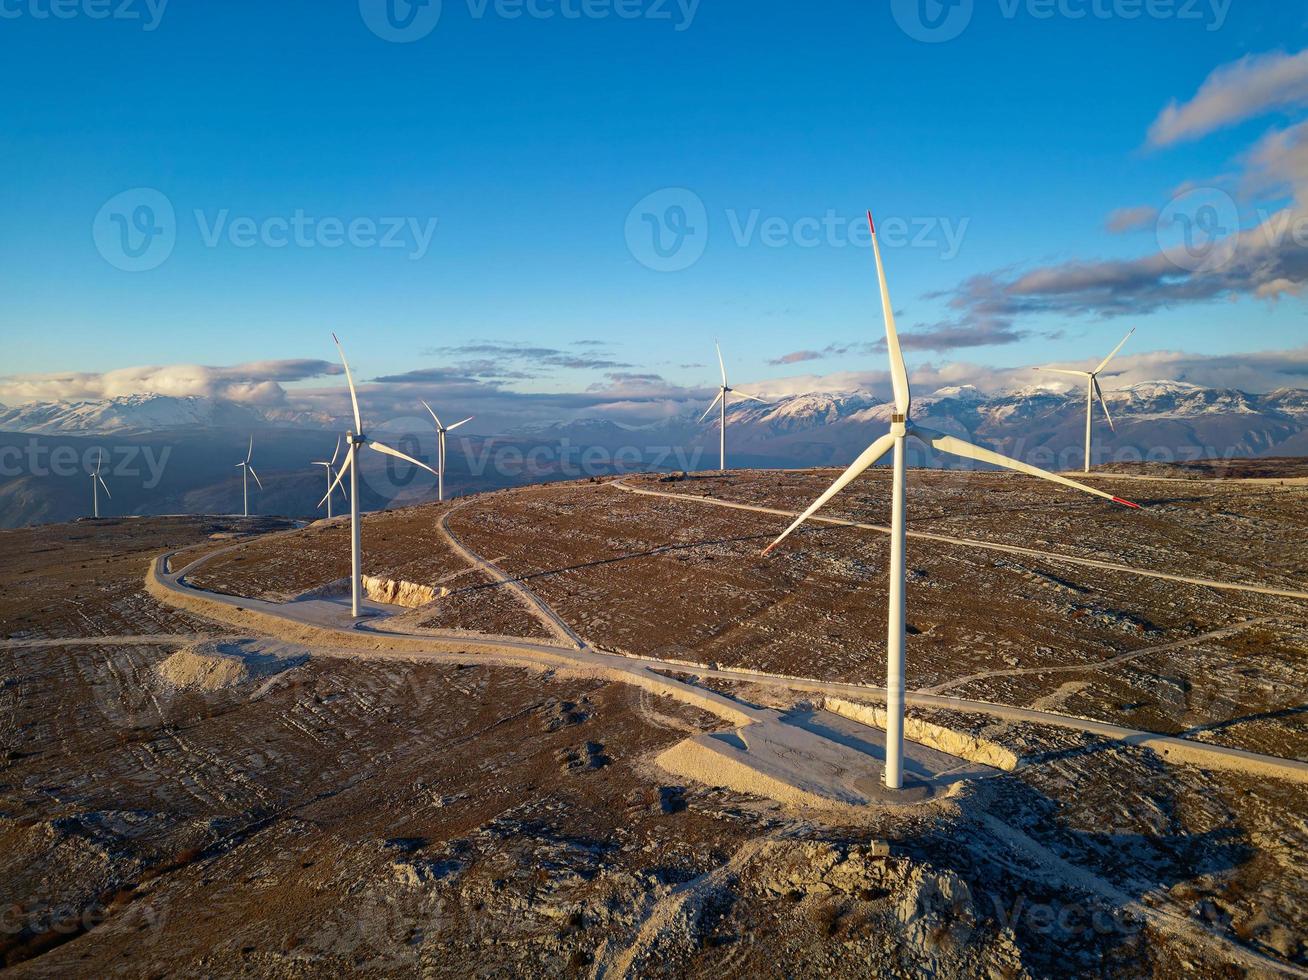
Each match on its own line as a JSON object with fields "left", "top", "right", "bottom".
{"left": 322, "top": 333, "right": 438, "bottom": 618}
{"left": 90, "top": 449, "right": 111, "bottom": 518}
{"left": 236, "top": 436, "right": 262, "bottom": 517}
{"left": 313, "top": 436, "right": 347, "bottom": 519}
{"left": 700, "top": 342, "right": 768, "bottom": 471}
{"left": 762, "top": 212, "right": 1140, "bottom": 792}
{"left": 1035, "top": 329, "right": 1134, "bottom": 473}
{"left": 420, "top": 402, "right": 473, "bottom": 502}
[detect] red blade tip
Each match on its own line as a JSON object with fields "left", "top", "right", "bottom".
{"left": 866, "top": 210, "right": 876, "bottom": 235}
{"left": 1112, "top": 496, "right": 1142, "bottom": 509}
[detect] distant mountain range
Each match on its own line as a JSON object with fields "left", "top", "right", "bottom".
{"left": 0, "top": 381, "right": 1305, "bottom": 527}
{"left": 511, "top": 381, "right": 1308, "bottom": 467}
{"left": 0, "top": 394, "right": 334, "bottom": 435}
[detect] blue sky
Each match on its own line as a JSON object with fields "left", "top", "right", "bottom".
{"left": 2, "top": 0, "right": 1307, "bottom": 415}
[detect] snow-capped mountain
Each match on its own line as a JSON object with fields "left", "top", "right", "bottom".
{"left": 1, "top": 380, "right": 1305, "bottom": 528}
{"left": 0, "top": 394, "right": 334, "bottom": 435}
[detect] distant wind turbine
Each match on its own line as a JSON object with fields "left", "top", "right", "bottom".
{"left": 322, "top": 333, "right": 439, "bottom": 618}
{"left": 1035, "top": 328, "right": 1135, "bottom": 473}
{"left": 421, "top": 402, "right": 473, "bottom": 502}
{"left": 236, "top": 436, "right": 262, "bottom": 517}
{"left": 91, "top": 449, "right": 111, "bottom": 519}
{"left": 313, "top": 436, "right": 347, "bottom": 519}
{"left": 700, "top": 341, "right": 768, "bottom": 471}
{"left": 762, "top": 211, "right": 1140, "bottom": 792}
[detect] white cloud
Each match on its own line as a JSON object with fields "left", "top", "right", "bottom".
{"left": 0, "top": 360, "right": 340, "bottom": 407}
{"left": 1149, "top": 48, "right": 1308, "bottom": 147}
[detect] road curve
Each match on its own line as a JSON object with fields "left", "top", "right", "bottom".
{"left": 436, "top": 497, "right": 586, "bottom": 649}
{"left": 143, "top": 543, "right": 1308, "bottom": 788}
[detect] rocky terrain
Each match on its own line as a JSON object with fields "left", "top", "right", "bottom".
{"left": 1, "top": 468, "right": 1306, "bottom": 976}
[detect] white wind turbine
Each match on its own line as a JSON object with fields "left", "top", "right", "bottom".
{"left": 1035, "top": 328, "right": 1135, "bottom": 473}
{"left": 313, "top": 436, "right": 347, "bottom": 519}
{"left": 700, "top": 342, "right": 768, "bottom": 471}
{"left": 420, "top": 402, "right": 473, "bottom": 502}
{"left": 236, "top": 436, "right": 262, "bottom": 517}
{"left": 322, "top": 333, "right": 439, "bottom": 618}
{"left": 762, "top": 211, "right": 1140, "bottom": 792}
{"left": 90, "top": 449, "right": 111, "bottom": 518}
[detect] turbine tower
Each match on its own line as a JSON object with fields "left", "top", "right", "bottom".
{"left": 421, "top": 402, "right": 473, "bottom": 502}
{"left": 700, "top": 342, "right": 767, "bottom": 471}
{"left": 322, "top": 333, "right": 438, "bottom": 618}
{"left": 91, "top": 449, "right": 111, "bottom": 518}
{"left": 313, "top": 436, "right": 347, "bottom": 519}
{"left": 235, "top": 437, "right": 262, "bottom": 517}
{"left": 1035, "top": 329, "right": 1135, "bottom": 473}
{"left": 762, "top": 211, "right": 1140, "bottom": 792}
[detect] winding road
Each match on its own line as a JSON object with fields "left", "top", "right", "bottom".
{"left": 133, "top": 502, "right": 1308, "bottom": 790}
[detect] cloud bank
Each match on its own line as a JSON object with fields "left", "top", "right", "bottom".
{"left": 0, "top": 360, "right": 341, "bottom": 407}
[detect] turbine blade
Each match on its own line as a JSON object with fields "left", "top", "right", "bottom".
{"left": 330, "top": 435, "right": 341, "bottom": 466}
{"left": 1093, "top": 377, "right": 1116, "bottom": 432}
{"left": 1094, "top": 327, "right": 1135, "bottom": 375}
{"left": 369, "top": 439, "right": 438, "bottom": 477}
{"left": 421, "top": 400, "right": 442, "bottom": 430}
{"left": 319, "top": 446, "right": 353, "bottom": 507}
{"left": 246, "top": 435, "right": 253, "bottom": 464}
{"left": 447, "top": 416, "right": 474, "bottom": 431}
{"left": 910, "top": 425, "right": 1139, "bottom": 508}
{"left": 332, "top": 332, "right": 364, "bottom": 433}
{"left": 869, "top": 211, "right": 910, "bottom": 416}
{"left": 699, "top": 390, "right": 724, "bottom": 423}
{"left": 1034, "top": 367, "right": 1093, "bottom": 377}
{"left": 733, "top": 389, "right": 768, "bottom": 404}
{"left": 715, "top": 342, "right": 727, "bottom": 386}
{"left": 248, "top": 466, "right": 263, "bottom": 490}
{"left": 95, "top": 448, "right": 103, "bottom": 476}
{"left": 99, "top": 476, "right": 111, "bottom": 498}
{"left": 761, "top": 431, "right": 897, "bottom": 555}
